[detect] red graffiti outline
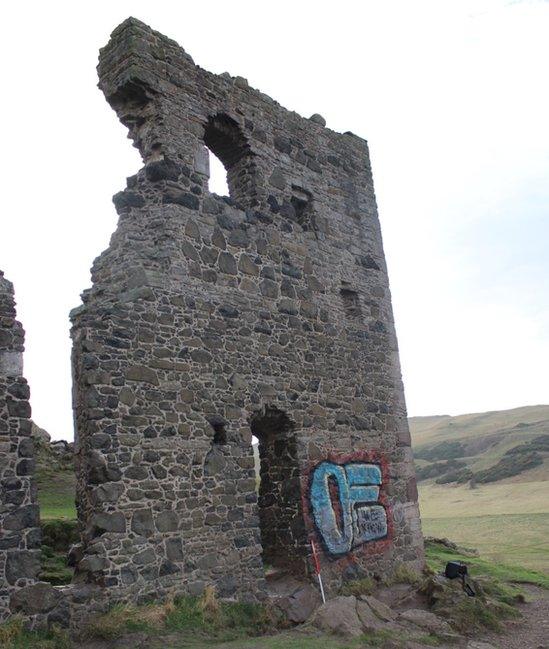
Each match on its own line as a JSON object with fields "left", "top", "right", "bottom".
{"left": 301, "top": 450, "right": 394, "bottom": 571}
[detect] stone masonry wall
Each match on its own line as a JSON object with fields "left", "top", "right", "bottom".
{"left": 0, "top": 271, "right": 41, "bottom": 622}
{"left": 70, "top": 17, "right": 423, "bottom": 607}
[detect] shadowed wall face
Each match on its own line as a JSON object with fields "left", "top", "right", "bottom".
{"left": 70, "top": 17, "right": 423, "bottom": 604}
{"left": 251, "top": 407, "right": 307, "bottom": 573}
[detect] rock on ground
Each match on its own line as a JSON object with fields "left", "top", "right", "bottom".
{"left": 359, "top": 594, "right": 397, "bottom": 622}
{"left": 399, "top": 607, "right": 453, "bottom": 634}
{"left": 268, "top": 576, "right": 321, "bottom": 623}
{"left": 311, "top": 595, "right": 364, "bottom": 638}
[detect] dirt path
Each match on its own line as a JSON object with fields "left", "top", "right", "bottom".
{"left": 480, "top": 586, "right": 549, "bottom": 649}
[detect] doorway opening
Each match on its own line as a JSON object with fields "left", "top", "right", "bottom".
{"left": 250, "top": 406, "right": 307, "bottom": 576}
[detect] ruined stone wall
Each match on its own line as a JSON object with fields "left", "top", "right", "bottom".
{"left": 0, "top": 271, "right": 41, "bottom": 622}
{"left": 70, "top": 17, "right": 423, "bottom": 605}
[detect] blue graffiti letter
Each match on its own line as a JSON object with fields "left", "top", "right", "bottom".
{"left": 310, "top": 462, "right": 352, "bottom": 555}
{"left": 310, "top": 461, "right": 387, "bottom": 555}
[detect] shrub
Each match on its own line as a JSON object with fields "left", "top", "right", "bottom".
{"left": 474, "top": 452, "right": 543, "bottom": 483}
{"left": 41, "top": 519, "right": 78, "bottom": 552}
{"left": 415, "top": 459, "right": 466, "bottom": 482}
{"left": 504, "top": 434, "right": 549, "bottom": 455}
{"left": 415, "top": 441, "right": 465, "bottom": 462}
{"left": 435, "top": 467, "right": 473, "bottom": 484}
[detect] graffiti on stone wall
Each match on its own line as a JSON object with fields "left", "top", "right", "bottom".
{"left": 310, "top": 460, "right": 388, "bottom": 556}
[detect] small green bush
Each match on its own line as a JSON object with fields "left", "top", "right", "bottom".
{"left": 415, "top": 459, "right": 466, "bottom": 482}
{"left": 415, "top": 441, "right": 465, "bottom": 462}
{"left": 40, "top": 519, "right": 78, "bottom": 552}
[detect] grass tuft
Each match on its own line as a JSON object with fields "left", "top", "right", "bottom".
{"left": 199, "top": 585, "right": 220, "bottom": 616}
{"left": 0, "top": 619, "right": 70, "bottom": 649}
{"left": 383, "top": 562, "right": 423, "bottom": 586}
{"left": 0, "top": 616, "right": 24, "bottom": 645}
{"left": 339, "top": 576, "right": 376, "bottom": 597}
{"left": 84, "top": 591, "right": 274, "bottom": 643}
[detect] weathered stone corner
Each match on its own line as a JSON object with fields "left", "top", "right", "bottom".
{"left": 0, "top": 271, "right": 41, "bottom": 624}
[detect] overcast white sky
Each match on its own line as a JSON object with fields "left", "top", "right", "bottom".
{"left": 1, "top": 0, "right": 547, "bottom": 440}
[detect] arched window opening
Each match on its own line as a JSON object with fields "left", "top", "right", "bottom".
{"left": 203, "top": 113, "right": 256, "bottom": 205}
{"left": 250, "top": 407, "right": 307, "bottom": 577}
{"left": 207, "top": 148, "right": 230, "bottom": 196}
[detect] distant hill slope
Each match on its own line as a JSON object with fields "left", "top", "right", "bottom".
{"left": 410, "top": 405, "right": 549, "bottom": 486}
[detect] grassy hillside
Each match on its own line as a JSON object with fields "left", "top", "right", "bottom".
{"left": 411, "top": 405, "right": 549, "bottom": 574}
{"left": 410, "top": 405, "right": 549, "bottom": 446}
{"left": 411, "top": 404, "right": 549, "bottom": 485}
{"left": 34, "top": 439, "right": 77, "bottom": 520}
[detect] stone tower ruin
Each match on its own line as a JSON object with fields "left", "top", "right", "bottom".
{"left": 69, "top": 17, "right": 423, "bottom": 605}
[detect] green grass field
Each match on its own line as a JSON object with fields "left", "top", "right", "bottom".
{"left": 418, "top": 480, "right": 549, "bottom": 518}
{"left": 37, "top": 472, "right": 76, "bottom": 520}
{"left": 419, "top": 478, "right": 549, "bottom": 574}
{"left": 421, "top": 512, "right": 549, "bottom": 575}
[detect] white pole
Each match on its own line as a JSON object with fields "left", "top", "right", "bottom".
{"left": 317, "top": 573, "right": 326, "bottom": 604}
{"left": 310, "top": 539, "right": 326, "bottom": 604}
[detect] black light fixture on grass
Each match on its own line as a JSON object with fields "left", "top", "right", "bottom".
{"left": 445, "top": 561, "right": 476, "bottom": 597}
